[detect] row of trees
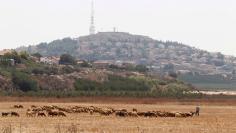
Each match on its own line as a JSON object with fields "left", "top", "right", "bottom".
{"left": 74, "top": 75, "right": 150, "bottom": 92}
{"left": 0, "top": 51, "right": 29, "bottom": 65}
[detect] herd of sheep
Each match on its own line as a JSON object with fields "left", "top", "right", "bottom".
{"left": 1, "top": 104, "right": 197, "bottom": 118}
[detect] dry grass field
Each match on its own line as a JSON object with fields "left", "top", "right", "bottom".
{"left": 0, "top": 98, "right": 236, "bottom": 133}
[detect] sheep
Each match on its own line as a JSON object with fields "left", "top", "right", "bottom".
{"left": 48, "top": 111, "right": 58, "bottom": 117}
{"left": 13, "top": 105, "right": 24, "bottom": 109}
{"left": 11, "top": 112, "right": 20, "bottom": 117}
{"left": 37, "top": 112, "right": 46, "bottom": 117}
{"left": 58, "top": 112, "right": 66, "bottom": 117}
{"left": 26, "top": 111, "right": 36, "bottom": 117}
{"left": 2, "top": 112, "right": 9, "bottom": 117}
{"left": 115, "top": 111, "right": 128, "bottom": 117}
{"left": 132, "top": 108, "right": 138, "bottom": 112}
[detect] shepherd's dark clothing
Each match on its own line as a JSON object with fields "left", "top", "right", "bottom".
{"left": 196, "top": 106, "right": 200, "bottom": 116}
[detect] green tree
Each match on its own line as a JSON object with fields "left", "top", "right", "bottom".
{"left": 3, "top": 51, "right": 21, "bottom": 63}
{"left": 59, "top": 54, "right": 76, "bottom": 65}
{"left": 32, "top": 53, "right": 42, "bottom": 59}
{"left": 12, "top": 71, "right": 38, "bottom": 92}
{"left": 19, "top": 51, "right": 29, "bottom": 60}
{"left": 168, "top": 71, "right": 178, "bottom": 78}
{"left": 135, "top": 65, "right": 148, "bottom": 72}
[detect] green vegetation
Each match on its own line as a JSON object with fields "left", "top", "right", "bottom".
{"left": 72, "top": 74, "right": 196, "bottom": 98}
{"left": 32, "top": 66, "right": 59, "bottom": 75}
{"left": 178, "top": 73, "right": 236, "bottom": 90}
{"left": 1, "top": 50, "right": 21, "bottom": 64}
{"left": 12, "top": 71, "right": 38, "bottom": 92}
{"left": 32, "top": 53, "right": 42, "bottom": 58}
{"left": 108, "top": 64, "right": 148, "bottom": 73}
{"left": 134, "top": 65, "right": 149, "bottom": 73}
{"left": 59, "top": 54, "right": 76, "bottom": 65}
{"left": 0, "top": 51, "right": 200, "bottom": 98}
{"left": 26, "top": 38, "right": 78, "bottom": 57}
{"left": 74, "top": 75, "right": 150, "bottom": 92}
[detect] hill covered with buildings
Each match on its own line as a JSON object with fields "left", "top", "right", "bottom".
{"left": 16, "top": 32, "right": 236, "bottom": 89}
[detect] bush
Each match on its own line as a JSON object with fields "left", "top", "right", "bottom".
{"left": 162, "top": 83, "right": 188, "bottom": 97}
{"left": 32, "top": 66, "right": 59, "bottom": 75}
{"left": 19, "top": 51, "right": 29, "bottom": 60}
{"left": 74, "top": 79, "right": 101, "bottom": 91}
{"left": 105, "top": 75, "right": 150, "bottom": 91}
{"left": 74, "top": 75, "right": 151, "bottom": 92}
{"left": 135, "top": 65, "right": 148, "bottom": 72}
{"left": 61, "top": 66, "right": 74, "bottom": 74}
{"left": 32, "top": 68, "right": 44, "bottom": 75}
{"left": 168, "top": 71, "right": 178, "bottom": 78}
{"left": 59, "top": 54, "right": 76, "bottom": 65}
{"left": 3, "top": 51, "right": 21, "bottom": 64}
{"left": 159, "top": 81, "right": 167, "bottom": 85}
{"left": 12, "top": 71, "right": 38, "bottom": 92}
{"left": 32, "top": 53, "right": 42, "bottom": 58}
{"left": 79, "top": 61, "right": 92, "bottom": 68}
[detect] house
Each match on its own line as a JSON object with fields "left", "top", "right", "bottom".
{"left": 40, "top": 56, "right": 60, "bottom": 65}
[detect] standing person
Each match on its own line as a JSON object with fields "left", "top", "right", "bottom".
{"left": 196, "top": 106, "right": 200, "bottom": 116}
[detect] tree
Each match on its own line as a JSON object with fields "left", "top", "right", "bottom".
{"left": 59, "top": 54, "right": 76, "bottom": 65}
{"left": 135, "top": 65, "right": 148, "bottom": 72}
{"left": 213, "top": 60, "right": 225, "bottom": 66}
{"left": 232, "top": 70, "right": 236, "bottom": 75}
{"left": 217, "top": 52, "right": 225, "bottom": 60}
{"left": 168, "top": 71, "right": 178, "bottom": 78}
{"left": 19, "top": 51, "right": 29, "bottom": 60}
{"left": 163, "top": 63, "right": 174, "bottom": 71}
{"left": 80, "top": 61, "right": 92, "bottom": 68}
{"left": 32, "top": 53, "right": 42, "bottom": 59}
{"left": 3, "top": 51, "right": 21, "bottom": 63}
{"left": 12, "top": 71, "right": 38, "bottom": 92}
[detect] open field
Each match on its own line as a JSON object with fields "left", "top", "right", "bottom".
{"left": 0, "top": 98, "right": 236, "bottom": 133}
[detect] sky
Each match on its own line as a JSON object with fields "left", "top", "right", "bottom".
{"left": 0, "top": 0, "right": 236, "bottom": 55}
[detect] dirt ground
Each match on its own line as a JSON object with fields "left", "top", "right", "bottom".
{"left": 0, "top": 97, "right": 236, "bottom": 133}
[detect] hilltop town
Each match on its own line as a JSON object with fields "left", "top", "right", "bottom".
{"left": 15, "top": 32, "right": 236, "bottom": 89}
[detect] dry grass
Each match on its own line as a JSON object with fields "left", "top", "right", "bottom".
{"left": 0, "top": 101, "right": 235, "bottom": 133}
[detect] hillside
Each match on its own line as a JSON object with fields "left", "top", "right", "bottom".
{"left": 16, "top": 32, "right": 236, "bottom": 89}
{"left": 0, "top": 51, "right": 196, "bottom": 97}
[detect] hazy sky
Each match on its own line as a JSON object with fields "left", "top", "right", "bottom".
{"left": 0, "top": 0, "right": 236, "bottom": 55}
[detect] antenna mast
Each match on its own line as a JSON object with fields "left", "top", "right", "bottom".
{"left": 89, "top": 0, "right": 95, "bottom": 35}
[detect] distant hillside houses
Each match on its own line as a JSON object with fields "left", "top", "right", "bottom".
{"left": 93, "top": 60, "right": 135, "bottom": 69}
{"left": 15, "top": 32, "right": 236, "bottom": 77}
{"left": 40, "top": 56, "right": 60, "bottom": 65}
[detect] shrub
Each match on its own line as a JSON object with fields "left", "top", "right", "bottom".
{"left": 74, "top": 75, "right": 151, "bottom": 92}
{"left": 74, "top": 79, "right": 101, "bottom": 91}
{"left": 12, "top": 71, "right": 38, "bottom": 92}
{"left": 32, "top": 68, "right": 44, "bottom": 75}
{"left": 61, "top": 66, "right": 74, "bottom": 74}
{"left": 79, "top": 61, "right": 91, "bottom": 68}
{"left": 59, "top": 54, "right": 76, "bottom": 65}
{"left": 159, "top": 81, "right": 167, "bottom": 85}
{"left": 32, "top": 53, "right": 42, "bottom": 58}
{"left": 168, "top": 71, "right": 178, "bottom": 78}
{"left": 3, "top": 51, "right": 21, "bottom": 64}
{"left": 32, "top": 66, "right": 58, "bottom": 75}
{"left": 135, "top": 65, "right": 148, "bottom": 72}
{"left": 19, "top": 51, "right": 29, "bottom": 60}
